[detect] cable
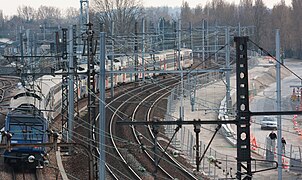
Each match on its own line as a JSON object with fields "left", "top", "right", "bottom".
{"left": 2, "top": 35, "right": 229, "bottom": 179}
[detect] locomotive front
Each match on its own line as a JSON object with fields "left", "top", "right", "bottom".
{"left": 3, "top": 105, "right": 49, "bottom": 169}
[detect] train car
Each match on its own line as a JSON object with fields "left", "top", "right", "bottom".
{"left": 77, "top": 64, "right": 89, "bottom": 98}
{"left": 34, "top": 74, "right": 62, "bottom": 121}
{"left": 181, "top": 48, "right": 193, "bottom": 68}
{"left": 77, "top": 64, "right": 102, "bottom": 97}
{"left": 9, "top": 86, "right": 44, "bottom": 111}
{"left": 115, "top": 55, "right": 134, "bottom": 84}
{"left": 112, "top": 48, "right": 194, "bottom": 83}
{"left": 3, "top": 104, "right": 48, "bottom": 168}
{"left": 78, "top": 48, "right": 194, "bottom": 89}
{"left": 161, "top": 48, "right": 193, "bottom": 70}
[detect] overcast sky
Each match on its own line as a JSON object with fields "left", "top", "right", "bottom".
{"left": 1, "top": 0, "right": 292, "bottom": 16}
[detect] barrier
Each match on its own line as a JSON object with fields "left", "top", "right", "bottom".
{"left": 282, "top": 155, "right": 289, "bottom": 170}
{"left": 291, "top": 114, "right": 302, "bottom": 135}
{"left": 218, "top": 97, "right": 236, "bottom": 146}
{"left": 250, "top": 134, "right": 258, "bottom": 151}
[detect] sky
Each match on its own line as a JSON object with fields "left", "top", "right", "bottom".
{"left": 1, "top": 0, "right": 292, "bottom": 16}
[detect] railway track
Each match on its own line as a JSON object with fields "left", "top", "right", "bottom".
{"left": 55, "top": 60, "right": 219, "bottom": 179}
{"left": 105, "top": 75, "right": 198, "bottom": 179}
{"left": 130, "top": 80, "right": 197, "bottom": 179}
{"left": 133, "top": 84, "right": 197, "bottom": 179}
{"left": 0, "top": 76, "right": 48, "bottom": 180}
{"left": 10, "top": 167, "right": 41, "bottom": 180}
{"left": 0, "top": 67, "right": 216, "bottom": 180}
{"left": 106, "top": 80, "right": 170, "bottom": 179}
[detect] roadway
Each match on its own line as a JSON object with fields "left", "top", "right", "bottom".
{"left": 250, "top": 59, "right": 302, "bottom": 179}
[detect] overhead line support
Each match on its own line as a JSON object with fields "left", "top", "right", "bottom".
{"left": 234, "top": 36, "right": 252, "bottom": 180}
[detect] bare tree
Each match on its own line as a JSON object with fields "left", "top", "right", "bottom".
{"left": 271, "top": 0, "right": 292, "bottom": 57}
{"left": 36, "top": 6, "right": 62, "bottom": 25}
{"left": 63, "top": 7, "right": 80, "bottom": 25}
{"left": 181, "top": 1, "right": 192, "bottom": 29}
{"left": 145, "top": 6, "right": 174, "bottom": 24}
{"left": 17, "top": 5, "right": 36, "bottom": 22}
{"left": 92, "top": 0, "right": 143, "bottom": 35}
{"left": 238, "top": 0, "right": 253, "bottom": 26}
{"left": 192, "top": 4, "right": 203, "bottom": 26}
{"left": 291, "top": 0, "right": 302, "bottom": 58}
{"left": 253, "top": 0, "right": 269, "bottom": 47}
{"left": 202, "top": 0, "right": 233, "bottom": 25}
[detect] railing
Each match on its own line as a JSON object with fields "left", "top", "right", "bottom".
{"left": 164, "top": 72, "right": 237, "bottom": 179}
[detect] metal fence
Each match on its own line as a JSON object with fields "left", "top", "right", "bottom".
{"left": 164, "top": 72, "right": 238, "bottom": 179}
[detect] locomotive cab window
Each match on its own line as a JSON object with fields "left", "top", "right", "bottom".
{"left": 9, "top": 123, "right": 44, "bottom": 141}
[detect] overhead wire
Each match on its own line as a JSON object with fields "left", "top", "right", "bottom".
{"left": 5, "top": 29, "right": 287, "bottom": 179}
{"left": 91, "top": 28, "right": 302, "bottom": 178}
{"left": 0, "top": 26, "right": 215, "bottom": 179}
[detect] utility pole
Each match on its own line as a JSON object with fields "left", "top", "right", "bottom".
{"left": 80, "top": 0, "right": 89, "bottom": 66}
{"left": 19, "top": 31, "right": 24, "bottom": 78}
{"left": 61, "top": 28, "right": 69, "bottom": 140}
{"left": 68, "top": 26, "right": 75, "bottom": 154}
{"left": 86, "top": 22, "right": 97, "bottom": 180}
{"left": 135, "top": 22, "right": 138, "bottom": 82}
{"left": 238, "top": 22, "right": 241, "bottom": 36}
{"left": 55, "top": 31, "right": 60, "bottom": 70}
{"left": 190, "top": 73, "right": 196, "bottom": 112}
{"left": 110, "top": 21, "right": 114, "bottom": 98}
{"left": 99, "top": 32, "right": 106, "bottom": 180}
{"left": 202, "top": 19, "right": 205, "bottom": 67}
{"left": 235, "top": 36, "right": 252, "bottom": 179}
{"left": 142, "top": 18, "right": 145, "bottom": 81}
{"left": 72, "top": 25, "right": 80, "bottom": 132}
{"left": 178, "top": 19, "right": 184, "bottom": 121}
{"left": 276, "top": 29, "right": 282, "bottom": 180}
{"left": 206, "top": 9, "right": 209, "bottom": 58}
{"left": 190, "top": 22, "right": 193, "bottom": 51}
{"left": 225, "top": 27, "right": 231, "bottom": 114}
{"left": 215, "top": 21, "right": 218, "bottom": 63}
{"left": 80, "top": 0, "right": 89, "bottom": 33}
{"left": 26, "top": 29, "right": 33, "bottom": 81}
{"left": 161, "top": 18, "right": 165, "bottom": 51}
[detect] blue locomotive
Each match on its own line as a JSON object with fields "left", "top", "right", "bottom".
{"left": 2, "top": 89, "right": 49, "bottom": 169}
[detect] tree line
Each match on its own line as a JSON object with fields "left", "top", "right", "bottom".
{"left": 0, "top": 0, "right": 301, "bottom": 58}
{"left": 180, "top": 0, "right": 302, "bottom": 58}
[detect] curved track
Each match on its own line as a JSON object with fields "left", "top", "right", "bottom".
{"left": 105, "top": 75, "right": 198, "bottom": 179}
{"left": 130, "top": 81, "right": 197, "bottom": 179}
{"left": 145, "top": 87, "right": 197, "bottom": 179}
{"left": 107, "top": 79, "right": 173, "bottom": 179}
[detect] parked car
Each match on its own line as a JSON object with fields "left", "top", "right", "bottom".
{"left": 261, "top": 116, "right": 277, "bottom": 130}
